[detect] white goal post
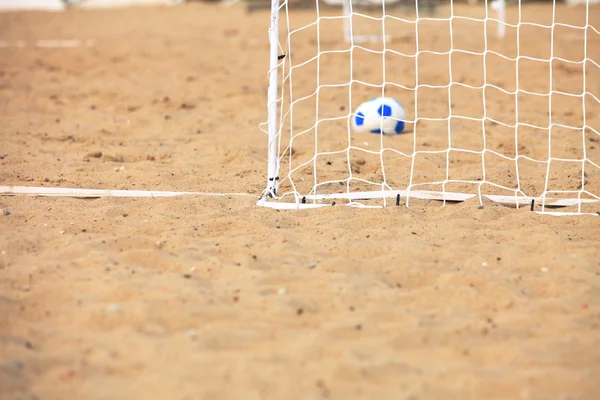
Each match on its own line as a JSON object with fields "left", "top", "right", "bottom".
{"left": 258, "top": 0, "right": 600, "bottom": 215}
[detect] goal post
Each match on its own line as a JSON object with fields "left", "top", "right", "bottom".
{"left": 258, "top": 0, "right": 600, "bottom": 215}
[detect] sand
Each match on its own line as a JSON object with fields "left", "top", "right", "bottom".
{"left": 1, "top": 2, "right": 600, "bottom": 400}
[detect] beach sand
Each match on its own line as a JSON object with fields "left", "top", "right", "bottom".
{"left": 1, "top": 3, "right": 600, "bottom": 399}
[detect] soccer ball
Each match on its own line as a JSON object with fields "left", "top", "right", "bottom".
{"left": 352, "top": 97, "right": 406, "bottom": 135}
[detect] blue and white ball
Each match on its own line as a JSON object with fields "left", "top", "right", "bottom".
{"left": 352, "top": 97, "right": 406, "bottom": 135}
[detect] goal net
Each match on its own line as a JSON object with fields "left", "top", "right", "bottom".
{"left": 258, "top": 0, "right": 600, "bottom": 215}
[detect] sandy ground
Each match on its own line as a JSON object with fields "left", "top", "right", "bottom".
{"left": 1, "top": 2, "right": 600, "bottom": 400}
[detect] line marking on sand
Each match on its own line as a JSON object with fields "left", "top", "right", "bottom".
{"left": 0, "top": 40, "right": 96, "bottom": 48}
{"left": 2, "top": 186, "right": 598, "bottom": 216}
{"left": 0, "top": 186, "right": 254, "bottom": 198}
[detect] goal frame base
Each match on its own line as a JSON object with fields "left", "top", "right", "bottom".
{"left": 257, "top": 189, "right": 600, "bottom": 216}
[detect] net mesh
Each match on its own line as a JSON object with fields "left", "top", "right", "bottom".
{"left": 261, "top": 0, "right": 600, "bottom": 213}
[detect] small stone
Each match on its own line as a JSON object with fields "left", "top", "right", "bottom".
{"left": 477, "top": 205, "right": 484, "bottom": 209}
{"left": 106, "top": 303, "right": 120, "bottom": 313}
{"left": 541, "top": 267, "right": 548, "bottom": 273}
{"left": 179, "top": 102, "right": 195, "bottom": 110}
{"left": 296, "top": 308, "right": 304, "bottom": 315}
{"left": 277, "top": 288, "right": 287, "bottom": 295}
{"left": 355, "top": 324, "right": 362, "bottom": 331}
{"left": 183, "top": 274, "right": 192, "bottom": 279}
{"left": 187, "top": 329, "right": 198, "bottom": 339}
{"left": 2, "top": 208, "right": 10, "bottom": 216}
{"left": 85, "top": 151, "right": 102, "bottom": 159}
{"left": 308, "top": 263, "right": 317, "bottom": 269}
{"left": 482, "top": 261, "right": 488, "bottom": 267}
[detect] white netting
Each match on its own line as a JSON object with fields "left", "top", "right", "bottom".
{"left": 260, "top": 0, "right": 600, "bottom": 214}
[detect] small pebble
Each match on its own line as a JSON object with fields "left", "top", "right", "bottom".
{"left": 106, "top": 303, "right": 120, "bottom": 313}
{"left": 12, "top": 360, "right": 24, "bottom": 371}
{"left": 85, "top": 151, "right": 102, "bottom": 159}
{"left": 277, "top": 288, "right": 287, "bottom": 295}
{"left": 355, "top": 324, "right": 362, "bottom": 331}
{"left": 187, "top": 329, "right": 198, "bottom": 339}
{"left": 477, "top": 205, "right": 484, "bottom": 209}
{"left": 541, "top": 267, "right": 548, "bottom": 273}
{"left": 1, "top": 209, "right": 10, "bottom": 216}
{"left": 482, "top": 261, "right": 488, "bottom": 267}
{"left": 308, "top": 263, "right": 317, "bottom": 269}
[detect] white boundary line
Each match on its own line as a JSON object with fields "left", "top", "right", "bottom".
{"left": 0, "top": 186, "right": 253, "bottom": 198}
{"left": 1, "top": 185, "right": 598, "bottom": 216}
{"left": 0, "top": 40, "right": 96, "bottom": 48}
